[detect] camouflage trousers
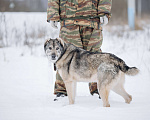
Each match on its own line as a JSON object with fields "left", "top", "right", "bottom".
{"left": 54, "top": 25, "right": 103, "bottom": 95}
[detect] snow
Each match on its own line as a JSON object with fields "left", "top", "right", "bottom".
{"left": 0, "top": 13, "right": 150, "bottom": 120}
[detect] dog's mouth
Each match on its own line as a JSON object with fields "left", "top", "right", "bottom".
{"left": 51, "top": 57, "right": 56, "bottom": 60}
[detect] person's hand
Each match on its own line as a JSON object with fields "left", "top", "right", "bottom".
{"left": 100, "top": 15, "right": 108, "bottom": 26}
{"left": 50, "top": 21, "right": 58, "bottom": 29}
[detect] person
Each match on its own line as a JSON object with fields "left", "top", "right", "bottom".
{"left": 47, "top": 0, "right": 112, "bottom": 100}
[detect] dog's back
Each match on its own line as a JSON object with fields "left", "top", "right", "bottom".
{"left": 63, "top": 44, "right": 139, "bottom": 78}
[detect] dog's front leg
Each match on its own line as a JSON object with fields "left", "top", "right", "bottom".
{"left": 73, "top": 81, "right": 77, "bottom": 101}
{"left": 64, "top": 81, "right": 75, "bottom": 105}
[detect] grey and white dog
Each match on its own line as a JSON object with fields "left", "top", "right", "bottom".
{"left": 44, "top": 38, "right": 139, "bottom": 107}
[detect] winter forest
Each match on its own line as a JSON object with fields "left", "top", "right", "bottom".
{"left": 0, "top": 0, "right": 150, "bottom": 120}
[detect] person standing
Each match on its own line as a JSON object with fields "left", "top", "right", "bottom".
{"left": 47, "top": 0, "right": 112, "bottom": 100}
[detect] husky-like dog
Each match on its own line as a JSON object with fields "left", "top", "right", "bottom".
{"left": 44, "top": 38, "right": 139, "bottom": 107}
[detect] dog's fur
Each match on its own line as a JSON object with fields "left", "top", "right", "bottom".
{"left": 44, "top": 38, "right": 139, "bottom": 107}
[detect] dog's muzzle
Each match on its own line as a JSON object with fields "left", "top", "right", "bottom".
{"left": 51, "top": 53, "right": 56, "bottom": 60}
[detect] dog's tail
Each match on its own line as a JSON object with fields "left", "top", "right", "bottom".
{"left": 119, "top": 63, "right": 139, "bottom": 76}
{"left": 110, "top": 53, "right": 139, "bottom": 76}
{"left": 124, "top": 66, "right": 139, "bottom": 76}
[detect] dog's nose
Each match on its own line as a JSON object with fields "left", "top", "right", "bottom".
{"left": 52, "top": 53, "right": 56, "bottom": 59}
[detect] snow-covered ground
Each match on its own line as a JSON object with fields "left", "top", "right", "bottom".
{"left": 0, "top": 13, "right": 150, "bottom": 120}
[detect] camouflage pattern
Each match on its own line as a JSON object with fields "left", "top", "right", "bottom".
{"left": 48, "top": 0, "right": 112, "bottom": 95}
{"left": 54, "top": 24, "right": 103, "bottom": 95}
{"left": 54, "top": 71, "right": 67, "bottom": 95}
{"left": 89, "top": 82, "right": 99, "bottom": 95}
{"left": 47, "top": 0, "right": 112, "bottom": 25}
{"left": 47, "top": 0, "right": 60, "bottom": 21}
{"left": 60, "top": 17, "right": 101, "bottom": 30}
{"left": 98, "top": 0, "right": 112, "bottom": 16}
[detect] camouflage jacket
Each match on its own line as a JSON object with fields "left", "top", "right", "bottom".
{"left": 47, "top": 0, "right": 112, "bottom": 29}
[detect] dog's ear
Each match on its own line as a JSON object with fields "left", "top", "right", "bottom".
{"left": 44, "top": 38, "right": 50, "bottom": 51}
{"left": 57, "top": 38, "right": 65, "bottom": 47}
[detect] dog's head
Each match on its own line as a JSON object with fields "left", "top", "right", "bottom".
{"left": 44, "top": 38, "right": 65, "bottom": 63}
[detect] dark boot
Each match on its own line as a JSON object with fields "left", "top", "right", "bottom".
{"left": 89, "top": 82, "right": 101, "bottom": 99}
{"left": 54, "top": 93, "right": 67, "bottom": 101}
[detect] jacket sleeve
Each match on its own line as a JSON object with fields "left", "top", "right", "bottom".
{"left": 47, "top": 0, "right": 60, "bottom": 22}
{"left": 98, "top": 0, "right": 112, "bottom": 19}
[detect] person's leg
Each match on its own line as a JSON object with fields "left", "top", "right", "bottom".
{"left": 60, "top": 25, "right": 83, "bottom": 48}
{"left": 81, "top": 27, "right": 103, "bottom": 52}
{"left": 80, "top": 27, "right": 93, "bottom": 50}
{"left": 87, "top": 28, "right": 103, "bottom": 52}
{"left": 54, "top": 71, "right": 67, "bottom": 95}
{"left": 81, "top": 27, "right": 103, "bottom": 95}
{"left": 54, "top": 25, "right": 82, "bottom": 97}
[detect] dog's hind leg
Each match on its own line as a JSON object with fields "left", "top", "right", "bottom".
{"left": 112, "top": 84, "right": 132, "bottom": 104}
{"left": 99, "top": 86, "right": 110, "bottom": 107}
{"left": 97, "top": 81, "right": 110, "bottom": 107}
{"left": 64, "top": 81, "right": 75, "bottom": 105}
{"left": 112, "top": 72, "right": 132, "bottom": 104}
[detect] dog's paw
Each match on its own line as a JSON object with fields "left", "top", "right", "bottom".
{"left": 103, "top": 103, "right": 110, "bottom": 107}
{"left": 125, "top": 95, "right": 132, "bottom": 104}
{"left": 69, "top": 100, "right": 75, "bottom": 105}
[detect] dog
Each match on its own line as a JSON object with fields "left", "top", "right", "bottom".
{"left": 44, "top": 38, "right": 139, "bottom": 107}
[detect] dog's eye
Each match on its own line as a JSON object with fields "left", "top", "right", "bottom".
{"left": 56, "top": 47, "right": 59, "bottom": 50}
{"left": 49, "top": 47, "right": 52, "bottom": 50}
